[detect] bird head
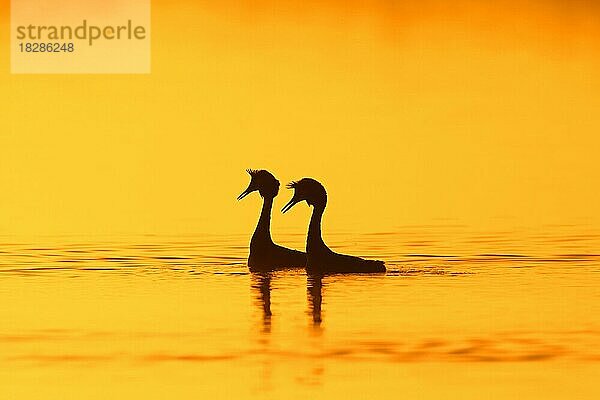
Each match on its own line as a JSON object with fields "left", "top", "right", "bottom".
{"left": 237, "top": 169, "right": 280, "bottom": 200}
{"left": 281, "top": 178, "right": 327, "bottom": 213}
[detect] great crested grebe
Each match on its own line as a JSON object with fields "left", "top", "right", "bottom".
{"left": 282, "top": 178, "right": 385, "bottom": 273}
{"left": 238, "top": 169, "right": 305, "bottom": 271}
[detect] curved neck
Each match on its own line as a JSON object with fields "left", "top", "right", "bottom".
{"left": 252, "top": 196, "right": 274, "bottom": 244}
{"left": 307, "top": 203, "right": 327, "bottom": 252}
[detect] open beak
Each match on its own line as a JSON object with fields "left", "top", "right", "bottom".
{"left": 237, "top": 185, "right": 254, "bottom": 200}
{"left": 281, "top": 195, "right": 301, "bottom": 213}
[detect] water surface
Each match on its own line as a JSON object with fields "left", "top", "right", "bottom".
{"left": 1, "top": 226, "right": 599, "bottom": 398}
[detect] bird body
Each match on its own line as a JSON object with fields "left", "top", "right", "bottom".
{"left": 238, "top": 169, "right": 306, "bottom": 272}
{"left": 282, "top": 178, "right": 385, "bottom": 274}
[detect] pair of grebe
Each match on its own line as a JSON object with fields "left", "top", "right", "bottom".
{"left": 238, "top": 169, "right": 385, "bottom": 273}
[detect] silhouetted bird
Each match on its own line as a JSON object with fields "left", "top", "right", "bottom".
{"left": 238, "top": 169, "right": 306, "bottom": 271}
{"left": 282, "top": 178, "right": 385, "bottom": 273}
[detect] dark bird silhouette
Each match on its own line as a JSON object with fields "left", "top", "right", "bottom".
{"left": 281, "top": 178, "right": 386, "bottom": 273}
{"left": 238, "top": 169, "right": 306, "bottom": 271}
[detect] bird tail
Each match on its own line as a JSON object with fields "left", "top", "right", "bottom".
{"left": 367, "top": 259, "right": 386, "bottom": 272}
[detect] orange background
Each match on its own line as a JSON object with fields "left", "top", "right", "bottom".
{"left": 0, "top": 0, "right": 599, "bottom": 236}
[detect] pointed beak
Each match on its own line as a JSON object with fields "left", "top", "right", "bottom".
{"left": 237, "top": 185, "right": 254, "bottom": 200}
{"left": 281, "top": 195, "right": 301, "bottom": 213}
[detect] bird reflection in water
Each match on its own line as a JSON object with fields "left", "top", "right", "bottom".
{"left": 251, "top": 272, "right": 325, "bottom": 333}
{"left": 307, "top": 273, "right": 324, "bottom": 331}
{"left": 251, "top": 272, "right": 272, "bottom": 334}
{"left": 250, "top": 272, "right": 326, "bottom": 389}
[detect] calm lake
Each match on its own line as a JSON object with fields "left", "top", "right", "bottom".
{"left": 1, "top": 225, "right": 599, "bottom": 399}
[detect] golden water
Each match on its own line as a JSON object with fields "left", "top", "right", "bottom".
{"left": 1, "top": 225, "right": 599, "bottom": 399}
